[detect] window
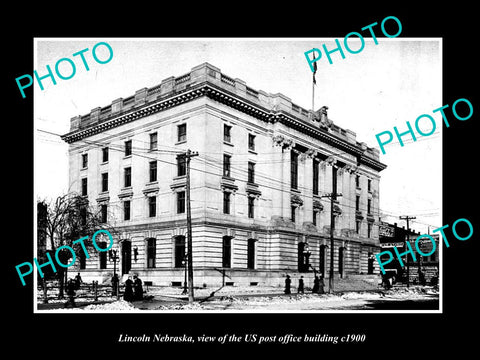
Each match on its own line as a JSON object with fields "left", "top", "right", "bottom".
{"left": 177, "top": 124, "right": 187, "bottom": 142}
{"left": 298, "top": 242, "right": 310, "bottom": 273}
{"left": 248, "top": 161, "right": 255, "bottom": 183}
{"left": 124, "top": 167, "right": 131, "bottom": 187}
{"left": 101, "top": 173, "right": 108, "bottom": 192}
{"left": 247, "top": 239, "right": 255, "bottom": 269}
{"left": 222, "top": 236, "right": 231, "bottom": 268}
{"left": 177, "top": 191, "right": 185, "bottom": 214}
{"left": 124, "top": 140, "right": 132, "bottom": 157}
{"left": 313, "top": 159, "right": 319, "bottom": 195}
{"left": 223, "top": 192, "right": 230, "bottom": 214}
{"left": 332, "top": 167, "right": 338, "bottom": 199}
{"left": 177, "top": 155, "right": 186, "bottom": 176}
{"left": 148, "top": 196, "right": 156, "bottom": 217}
{"left": 291, "top": 206, "right": 296, "bottom": 223}
{"left": 149, "top": 132, "right": 158, "bottom": 151}
{"left": 367, "top": 223, "right": 372, "bottom": 238}
{"left": 368, "top": 179, "right": 372, "bottom": 192}
{"left": 356, "top": 174, "right": 360, "bottom": 188}
{"left": 248, "top": 196, "right": 255, "bottom": 219}
{"left": 356, "top": 220, "right": 361, "bottom": 234}
{"left": 291, "top": 151, "right": 298, "bottom": 189}
{"left": 102, "top": 147, "right": 109, "bottom": 162}
{"left": 147, "top": 238, "right": 156, "bottom": 268}
{"left": 248, "top": 134, "right": 256, "bottom": 151}
{"left": 81, "top": 153, "right": 88, "bottom": 168}
{"left": 124, "top": 200, "right": 131, "bottom": 221}
{"left": 174, "top": 236, "right": 186, "bottom": 268}
{"left": 367, "top": 199, "right": 372, "bottom": 214}
{"left": 100, "top": 204, "right": 107, "bottom": 223}
{"left": 149, "top": 161, "right": 157, "bottom": 182}
{"left": 81, "top": 178, "right": 87, "bottom": 196}
{"left": 313, "top": 210, "right": 318, "bottom": 226}
{"left": 356, "top": 195, "right": 360, "bottom": 211}
{"left": 223, "top": 154, "right": 231, "bottom": 177}
{"left": 99, "top": 251, "right": 107, "bottom": 269}
{"left": 224, "top": 124, "right": 232, "bottom": 143}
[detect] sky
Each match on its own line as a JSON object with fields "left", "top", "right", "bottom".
{"left": 34, "top": 38, "right": 442, "bottom": 234}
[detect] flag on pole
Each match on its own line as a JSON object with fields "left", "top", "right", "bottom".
{"left": 312, "top": 51, "right": 317, "bottom": 85}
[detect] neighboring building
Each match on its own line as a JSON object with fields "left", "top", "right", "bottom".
{"left": 379, "top": 222, "right": 439, "bottom": 284}
{"left": 61, "top": 63, "right": 387, "bottom": 287}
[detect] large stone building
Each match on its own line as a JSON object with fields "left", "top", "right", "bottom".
{"left": 61, "top": 63, "right": 387, "bottom": 287}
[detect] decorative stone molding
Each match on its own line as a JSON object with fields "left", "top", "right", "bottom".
{"left": 272, "top": 134, "right": 295, "bottom": 150}
{"left": 291, "top": 193, "right": 303, "bottom": 207}
{"left": 313, "top": 200, "right": 324, "bottom": 211}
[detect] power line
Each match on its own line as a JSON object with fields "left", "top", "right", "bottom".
{"left": 36, "top": 128, "right": 440, "bottom": 229}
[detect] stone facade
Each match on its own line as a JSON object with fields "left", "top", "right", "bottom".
{"left": 62, "top": 63, "right": 387, "bottom": 287}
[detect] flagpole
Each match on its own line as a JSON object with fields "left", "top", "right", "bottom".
{"left": 312, "top": 74, "right": 315, "bottom": 111}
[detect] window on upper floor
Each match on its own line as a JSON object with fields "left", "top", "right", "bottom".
{"left": 148, "top": 196, "right": 156, "bottom": 217}
{"left": 248, "top": 161, "right": 255, "bottom": 184}
{"left": 102, "top": 147, "right": 109, "bottom": 163}
{"left": 81, "top": 178, "right": 87, "bottom": 196}
{"left": 313, "top": 159, "right": 319, "bottom": 195}
{"left": 150, "top": 132, "right": 158, "bottom": 151}
{"left": 177, "top": 191, "right": 185, "bottom": 214}
{"left": 124, "top": 200, "right": 131, "bottom": 221}
{"left": 223, "top": 192, "right": 231, "bottom": 215}
{"left": 149, "top": 161, "right": 157, "bottom": 182}
{"left": 101, "top": 173, "right": 108, "bottom": 192}
{"left": 248, "top": 133, "right": 256, "bottom": 151}
{"left": 223, "top": 154, "right": 231, "bottom": 177}
{"left": 124, "top": 140, "right": 132, "bottom": 157}
{"left": 124, "top": 167, "right": 132, "bottom": 187}
{"left": 177, "top": 155, "right": 186, "bottom": 177}
{"left": 177, "top": 124, "right": 187, "bottom": 143}
{"left": 81, "top": 153, "right": 88, "bottom": 168}
{"left": 224, "top": 124, "right": 232, "bottom": 143}
{"left": 291, "top": 151, "right": 298, "bottom": 190}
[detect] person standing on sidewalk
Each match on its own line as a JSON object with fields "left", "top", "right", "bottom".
{"left": 284, "top": 275, "right": 291, "bottom": 294}
{"left": 65, "top": 278, "right": 76, "bottom": 307}
{"left": 298, "top": 276, "right": 304, "bottom": 294}
{"left": 312, "top": 275, "right": 320, "bottom": 293}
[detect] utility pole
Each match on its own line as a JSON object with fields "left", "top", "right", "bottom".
{"left": 399, "top": 215, "right": 416, "bottom": 288}
{"left": 185, "top": 149, "right": 199, "bottom": 302}
{"left": 320, "top": 163, "right": 342, "bottom": 293}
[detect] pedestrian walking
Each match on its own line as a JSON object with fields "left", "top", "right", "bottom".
{"left": 133, "top": 275, "right": 144, "bottom": 301}
{"left": 111, "top": 274, "right": 119, "bottom": 297}
{"left": 74, "top": 272, "right": 83, "bottom": 290}
{"left": 312, "top": 275, "right": 319, "bottom": 293}
{"left": 123, "top": 276, "right": 134, "bottom": 302}
{"left": 65, "top": 278, "right": 76, "bottom": 307}
{"left": 284, "top": 275, "right": 291, "bottom": 294}
{"left": 298, "top": 276, "right": 304, "bottom": 294}
{"left": 318, "top": 274, "right": 325, "bottom": 294}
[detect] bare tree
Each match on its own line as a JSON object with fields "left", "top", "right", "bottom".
{"left": 38, "top": 193, "right": 119, "bottom": 299}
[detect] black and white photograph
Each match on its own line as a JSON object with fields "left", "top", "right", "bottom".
{"left": 33, "top": 37, "right": 442, "bottom": 313}
{"left": 6, "top": 6, "right": 478, "bottom": 354}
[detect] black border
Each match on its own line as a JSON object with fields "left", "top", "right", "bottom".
{"left": 6, "top": 5, "right": 478, "bottom": 355}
